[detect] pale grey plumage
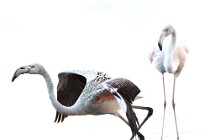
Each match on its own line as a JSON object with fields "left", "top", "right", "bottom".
{"left": 12, "top": 63, "right": 153, "bottom": 140}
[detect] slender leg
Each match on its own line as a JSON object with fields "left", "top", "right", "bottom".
{"left": 161, "top": 74, "right": 167, "bottom": 140}
{"left": 172, "top": 79, "right": 179, "bottom": 140}
{"left": 115, "top": 113, "right": 129, "bottom": 126}
{"left": 161, "top": 74, "right": 166, "bottom": 139}
{"left": 132, "top": 106, "right": 153, "bottom": 130}
{"left": 114, "top": 113, "right": 144, "bottom": 140}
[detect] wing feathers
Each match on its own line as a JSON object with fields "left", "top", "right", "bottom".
{"left": 106, "top": 78, "right": 140, "bottom": 103}
{"left": 54, "top": 72, "right": 86, "bottom": 123}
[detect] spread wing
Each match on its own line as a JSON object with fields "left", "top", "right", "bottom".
{"left": 54, "top": 70, "right": 110, "bottom": 123}
{"left": 54, "top": 72, "right": 87, "bottom": 123}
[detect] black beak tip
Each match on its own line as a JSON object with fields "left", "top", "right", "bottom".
{"left": 11, "top": 76, "right": 16, "bottom": 82}
{"left": 11, "top": 68, "right": 20, "bottom": 82}
{"left": 158, "top": 42, "right": 162, "bottom": 51}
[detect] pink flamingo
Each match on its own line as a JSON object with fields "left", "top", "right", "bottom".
{"left": 149, "top": 25, "right": 189, "bottom": 139}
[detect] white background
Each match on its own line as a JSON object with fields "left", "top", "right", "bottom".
{"left": 0, "top": 0, "right": 209, "bottom": 139}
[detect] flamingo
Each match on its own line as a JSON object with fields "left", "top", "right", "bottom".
{"left": 149, "top": 25, "right": 189, "bottom": 139}
{"left": 11, "top": 63, "right": 153, "bottom": 140}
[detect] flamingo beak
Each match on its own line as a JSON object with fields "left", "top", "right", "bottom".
{"left": 158, "top": 41, "right": 162, "bottom": 51}
{"left": 11, "top": 67, "right": 28, "bottom": 82}
{"left": 11, "top": 73, "right": 17, "bottom": 82}
{"left": 158, "top": 32, "right": 166, "bottom": 51}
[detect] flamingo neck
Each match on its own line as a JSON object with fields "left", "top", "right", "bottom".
{"left": 164, "top": 32, "right": 177, "bottom": 73}
{"left": 42, "top": 71, "right": 86, "bottom": 115}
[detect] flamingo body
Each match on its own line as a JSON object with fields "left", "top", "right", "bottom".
{"left": 149, "top": 25, "right": 188, "bottom": 140}
{"left": 12, "top": 63, "right": 153, "bottom": 140}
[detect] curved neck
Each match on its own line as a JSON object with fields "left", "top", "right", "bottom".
{"left": 164, "top": 31, "right": 177, "bottom": 73}
{"left": 42, "top": 71, "right": 85, "bottom": 115}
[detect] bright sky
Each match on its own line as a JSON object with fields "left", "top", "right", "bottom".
{"left": 0, "top": 0, "right": 210, "bottom": 140}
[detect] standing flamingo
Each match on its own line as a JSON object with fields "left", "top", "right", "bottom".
{"left": 11, "top": 63, "right": 153, "bottom": 140}
{"left": 149, "top": 25, "right": 189, "bottom": 139}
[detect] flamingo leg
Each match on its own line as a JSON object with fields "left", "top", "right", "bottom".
{"left": 115, "top": 105, "right": 153, "bottom": 140}
{"left": 114, "top": 113, "right": 144, "bottom": 140}
{"left": 115, "top": 113, "right": 129, "bottom": 125}
{"left": 132, "top": 105, "right": 153, "bottom": 130}
{"left": 161, "top": 74, "right": 166, "bottom": 140}
{"left": 172, "top": 79, "right": 179, "bottom": 140}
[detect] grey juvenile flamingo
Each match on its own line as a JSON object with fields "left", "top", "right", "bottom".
{"left": 149, "top": 25, "right": 189, "bottom": 139}
{"left": 12, "top": 63, "right": 153, "bottom": 140}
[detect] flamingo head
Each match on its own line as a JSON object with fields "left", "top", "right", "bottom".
{"left": 158, "top": 25, "right": 175, "bottom": 51}
{"left": 12, "top": 63, "right": 45, "bottom": 82}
